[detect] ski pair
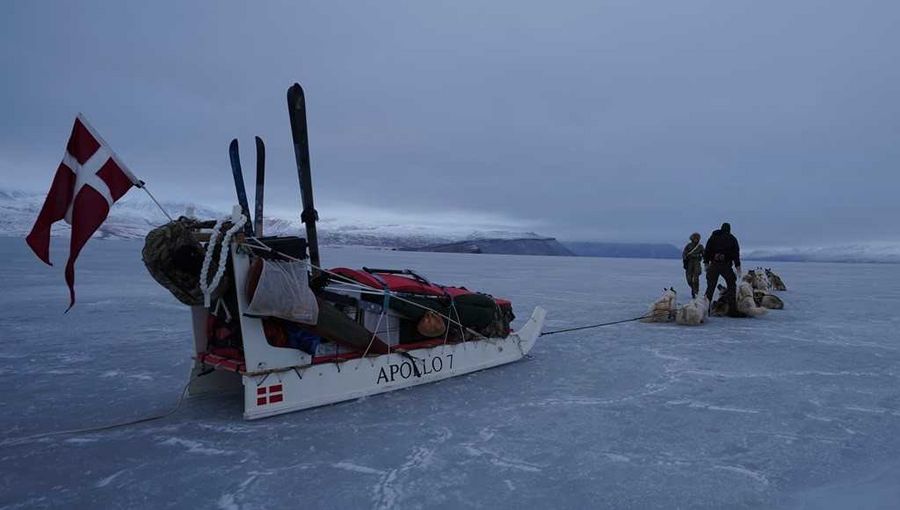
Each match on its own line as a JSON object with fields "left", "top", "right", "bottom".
{"left": 227, "top": 83, "right": 320, "bottom": 273}
{"left": 228, "top": 137, "right": 265, "bottom": 236}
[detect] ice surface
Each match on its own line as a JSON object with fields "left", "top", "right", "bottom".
{"left": 1, "top": 237, "right": 899, "bottom": 509}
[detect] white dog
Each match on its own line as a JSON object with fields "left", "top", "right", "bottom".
{"left": 753, "top": 270, "right": 770, "bottom": 291}
{"left": 737, "top": 282, "right": 768, "bottom": 316}
{"left": 642, "top": 288, "right": 678, "bottom": 323}
{"left": 676, "top": 294, "right": 709, "bottom": 326}
{"left": 744, "top": 268, "right": 770, "bottom": 291}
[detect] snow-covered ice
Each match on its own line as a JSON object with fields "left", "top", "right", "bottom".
{"left": 1, "top": 237, "right": 900, "bottom": 509}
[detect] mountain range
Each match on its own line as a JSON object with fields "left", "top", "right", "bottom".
{"left": 2, "top": 189, "right": 897, "bottom": 263}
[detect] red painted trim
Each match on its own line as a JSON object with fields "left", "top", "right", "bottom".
{"left": 197, "top": 352, "right": 246, "bottom": 373}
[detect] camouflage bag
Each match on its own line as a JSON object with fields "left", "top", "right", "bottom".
{"left": 142, "top": 217, "right": 218, "bottom": 306}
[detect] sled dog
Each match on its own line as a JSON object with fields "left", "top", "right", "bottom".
{"left": 753, "top": 289, "right": 784, "bottom": 309}
{"left": 737, "top": 282, "right": 767, "bottom": 316}
{"left": 676, "top": 294, "right": 709, "bottom": 326}
{"left": 710, "top": 284, "right": 730, "bottom": 317}
{"left": 642, "top": 288, "right": 677, "bottom": 323}
{"left": 765, "top": 268, "right": 787, "bottom": 291}
{"left": 744, "top": 269, "right": 770, "bottom": 291}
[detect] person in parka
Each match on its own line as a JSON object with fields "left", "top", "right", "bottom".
{"left": 703, "top": 222, "right": 745, "bottom": 317}
{"left": 682, "top": 232, "right": 704, "bottom": 298}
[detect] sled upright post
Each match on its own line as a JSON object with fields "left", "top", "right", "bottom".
{"left": 287, "top": 83, "right": 320, "bottom": 274}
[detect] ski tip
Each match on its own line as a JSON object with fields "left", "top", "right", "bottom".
{"left": 287, "top": 83, "right": 305, "bottom": 104}
{"left": 255, "top": 135, "right": 264, "bottom": 146}
{"left": 229, "top": 138, "right": 239, "bottom": 150}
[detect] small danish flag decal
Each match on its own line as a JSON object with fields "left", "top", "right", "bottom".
{"left": 256, "top": 384, "right": 283, "bottom": 405}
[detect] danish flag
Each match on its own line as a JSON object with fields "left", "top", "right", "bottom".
{"left": 26, "top": 115, "right": 141, "bottom": 310}
{"left": 257, "top": 384, "right": 284, "bottom": 406}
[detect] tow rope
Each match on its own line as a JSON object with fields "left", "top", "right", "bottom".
{"left": 1, "top": 377, "right": 193, "bottom": 447}
{"left": 540, "top": 315, "right": 650, "bottom": 336}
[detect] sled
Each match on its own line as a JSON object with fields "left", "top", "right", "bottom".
{"left": 174, "top": 82, "right": 546, "bottom": 419}
{"left": 187, "top": 237, "right": 545, "bottom": 419}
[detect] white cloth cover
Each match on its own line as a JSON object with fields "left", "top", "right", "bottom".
{"left": 246, "top": 259, "right": 318, "bottom": 325}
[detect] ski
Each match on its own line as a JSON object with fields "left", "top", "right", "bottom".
{"left": 228, "top": 138, "right": 254, "bottom": 235}
{"left": 254, "top": 136, "right": 265, "bottom": 236}
{"left": 286, "top": 83, "right": 321, "bottom": 273}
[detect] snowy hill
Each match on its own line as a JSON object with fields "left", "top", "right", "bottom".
{"left": 0, "top": 189, "right": 532, "bottom": 248}
{"left": 744, "top": 244, "right": 900, "bottom": 264}
{"left": 4, "top": 189, "right": 896, "bottom": 262}
{"left": 403, "top": 237, "right": 575, "bottom": 256}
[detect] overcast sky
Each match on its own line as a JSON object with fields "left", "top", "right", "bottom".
{"left": 2, "top": 0, "right": 899, "bottom": 247}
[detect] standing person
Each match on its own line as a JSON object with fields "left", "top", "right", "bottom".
{"left": 703, "top": 222, "right": 744, "bottom": 317}
{"left": 682, "top": 233, "right": 704, "bottom": 298}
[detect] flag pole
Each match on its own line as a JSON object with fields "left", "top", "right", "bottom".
{"left": 136, "top": 181, "right": 174, "bottom": 222}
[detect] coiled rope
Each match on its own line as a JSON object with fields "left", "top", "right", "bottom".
{"left": 200, "top": 215, "right": 247, "bottom": 306}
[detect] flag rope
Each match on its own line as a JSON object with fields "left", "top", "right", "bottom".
{"left": 136, "top": 181, "right": 174, "bottom": 222}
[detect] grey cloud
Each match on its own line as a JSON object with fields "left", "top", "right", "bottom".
{"left": 2, "top": 0, "right": 898, "bottom": 247}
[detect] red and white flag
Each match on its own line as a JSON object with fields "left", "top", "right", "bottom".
{"left": 26, "top": 114, "right": 141, "bottom": 309}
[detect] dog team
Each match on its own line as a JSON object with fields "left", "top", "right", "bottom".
{"left": 644, "top": 222, "right": 787, "bottom": 326}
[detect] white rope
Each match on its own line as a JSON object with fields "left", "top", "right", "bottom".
{"left": 200, "top": 215, "right": 247, "bottom": 307}
{"left": 214, "top": 297, "right": 232, "bottom": 322}
{"left": 327, "top": 287, "right": 486, "bottom": 340}
{"left": 199, "top": 218, "right": 225, "bottom": 307}
{"left": 362, "top": 311, "right": 385, "bottom": 358}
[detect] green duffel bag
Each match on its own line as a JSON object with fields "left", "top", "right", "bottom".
{"left": 452, "top": 293, "right": 499, "bottom": 330}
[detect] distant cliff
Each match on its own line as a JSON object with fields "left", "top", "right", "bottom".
{"left": 403, "top": 237, "right": 574, "bottom": 256}
{"left": 563, "top": 242, "right": 681, "bottom": 259}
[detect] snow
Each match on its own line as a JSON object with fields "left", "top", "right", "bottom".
{"left": 2, "top": 237, "right": 900, "bottom": 508}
